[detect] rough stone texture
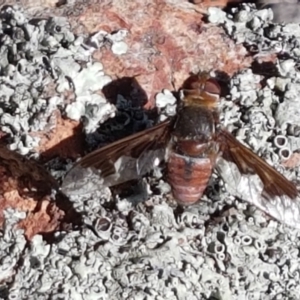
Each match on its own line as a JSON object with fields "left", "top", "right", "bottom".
{"left": 0, "top": 2, "right": 300, "bottom": 300}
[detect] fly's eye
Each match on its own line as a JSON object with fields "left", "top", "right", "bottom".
{"left": 183, "top": 75, "right": 201, "bottom": 90}
{"left": 204, "top": 78, "right": 221, "bottom": 95}
{"left": 190, "top": 81, "right": 200, "bottom": 90}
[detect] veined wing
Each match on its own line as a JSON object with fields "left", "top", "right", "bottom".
{"left": 0, "top": 143, "right": 58, "bottom": 195}
{"left": 216, "top": 129, "right": 300, "bottom": 228}
{"left": 61, "top": 120, "right": 172, "bottom": 196}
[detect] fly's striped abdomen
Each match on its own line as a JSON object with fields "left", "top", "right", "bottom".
{"left": 167, "top": 152, "right": 213, "bottom": 205}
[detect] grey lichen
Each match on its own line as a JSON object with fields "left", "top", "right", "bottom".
{"left": 0, "top": 5, "right": 118, "bottom": 155}
{"left": 2, "top": 3, "right": 300, "bottom": 300}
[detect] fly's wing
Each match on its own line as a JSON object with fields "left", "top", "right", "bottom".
{"left": 0, "top": 144, "right": 59, "bottom": 195}
{"left": 216, "top": 129, "right": 300, "bottom": 228}
{"left": 61, "top": 120, "right": 171, "bottom": 196}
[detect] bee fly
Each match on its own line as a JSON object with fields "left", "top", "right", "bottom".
{"left": 62, "top": 73, "right": 300, "bottom": 228}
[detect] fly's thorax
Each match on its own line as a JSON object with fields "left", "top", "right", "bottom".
{"left": 172, "top": 105, "right": 216, "bottom": 145}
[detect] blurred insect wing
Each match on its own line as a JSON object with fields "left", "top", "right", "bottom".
{"left": 61, "top": 120, "right": 171, "bottom": 196}
{"left": 216, "top": 129, "right": 300, "bottom": 228}
{"left": 0, "top": 143, "right": 59, "bottom": 195}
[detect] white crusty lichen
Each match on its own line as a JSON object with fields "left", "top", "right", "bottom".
{"left": 210, "top": 3, "right": 300, "bottom": 60}
{"left": 0, "top": 5, "right": 121, "bottom": 155}
{"left": 0, "top": 209, "right": 27, "bottom": 283}
{"left": 2, "top": 3, "right": 300, "bottom": 300}
{"left": 155, "top": 89, "right": 177, "bottom": 121}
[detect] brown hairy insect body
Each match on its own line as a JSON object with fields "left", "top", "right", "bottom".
{"left": 166, "top": 74, "right": 221, "bottom": 205}
{"left": 62, "top": 73, "right": 300, "bottom": 228}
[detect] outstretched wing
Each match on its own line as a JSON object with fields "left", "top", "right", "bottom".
{"left": 216, "top": 129, "right": 300, "bottom": 228}
{"left": 0, "top": 143, "right": 59, "bottom": 196}
{"left": 61, "top": 120, "right": 172, "bottom": 196}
